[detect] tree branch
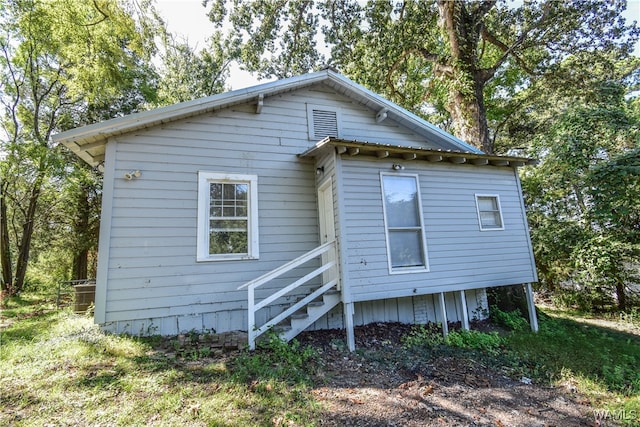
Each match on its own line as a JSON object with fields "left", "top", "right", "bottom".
{"left": 473, "top": 0, "right": 497, "bottom": 20}
{"left": 417, "top": 48, "right": 454, "bottom": 76}
{"left": 480, "top": 27, "right": 536, "bottom": 79}
{"left": 85, "top": 0, "right": 109, "bottom": 27}
{"left": 1, "top": 41, "right": 24, "bottom": 145}
{"left": 479, "top": 2, "right": 552, "bottom": 81}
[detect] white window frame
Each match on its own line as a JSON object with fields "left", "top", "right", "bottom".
{"left": 197, "top": 172, "right": 259, "bottom": 262}
{"left": 306, "top": 103, "right": 342, "bottom": 140}
{"left": 475, "top": 194, "right": 505, "bottom": 231}
{"left": 380, "top": 172, "right": 429, "bottom": 274}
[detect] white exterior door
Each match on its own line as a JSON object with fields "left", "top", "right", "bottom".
{"left": 318, "top": 178, "right": 336, "bottom": 244}
{"left": 317, "top": 178, "right": 337, "bottom": 286}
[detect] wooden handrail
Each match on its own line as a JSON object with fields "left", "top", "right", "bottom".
{"left": 255, "top": 261, "right": 336, "bottom": 311}
{"left": 237, "top": 240, "right": 335, "bottom": 290}
{"left": 240, "top": 240, "right": 338, "bottom": 350}
{"left": 254, "top": 279, "right": 338, "bottom": 337}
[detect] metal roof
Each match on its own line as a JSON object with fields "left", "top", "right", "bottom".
{"left": 53, "top": 69, "right": 484, "bottom": 167}
{"left": 300, "top": 137, "right": 536, "bottom": 168}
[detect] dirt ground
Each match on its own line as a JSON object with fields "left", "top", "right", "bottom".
{"left": 296, "top": 322, "right": 604, "bottom": 427}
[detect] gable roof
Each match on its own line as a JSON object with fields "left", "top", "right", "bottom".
{"left": 53, "top": 69, "right": 483, "bottom": 167}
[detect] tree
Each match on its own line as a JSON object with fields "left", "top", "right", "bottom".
{"left": 582, "top": 147, "right": 640, "bottom": 309}
{"left": 156, "top": 32, "right": 234, "bottom": 104}
{"left": 0, "top": 0, "right": 160, "bottom": 295}
{"left": 204, "top": 0, "right": 638, "bottom": 153}
{"left": 520, "top": 81, "right": 640, "bottom": 310}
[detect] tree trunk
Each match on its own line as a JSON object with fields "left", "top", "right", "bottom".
{"left": 0, "top": 183, "right": 13, "bottom": 293}
{"left": 13, "top": 171, "right": 44, "bottom": 293}
{"left": 447, "top": 77, "right": 493, "bottom": 153}
{"left": 72, "top": 251, "right": 89, "bottom": 281}
{"left": 72, "top": 185, "right": 91, "bottom": 280}
{"left": 437, "top": 0, "right": 495, "bottom": 153}
{"left": 615, "top": 282, "right": 627, "bottom": 310}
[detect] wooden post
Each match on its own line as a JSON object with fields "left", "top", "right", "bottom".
{"left": 459, "top": 290, "right": 469, "bottom": 331}
{"left": 438, "top": 292, "right": 448, "bottom": 336}
{"left": 248, "top": 286, "right": 256, "bottom": 350}
{"left": 344, "top": 302, "right": 356, "bottom": 351}
{"left": 524, "top": 283, "right": 539, "bottom": 332}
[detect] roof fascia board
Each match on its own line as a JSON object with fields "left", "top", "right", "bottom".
{"left": 55, "top": 68, "right": 485, "bottom": 164}
{"left": 53, "top": 70, "right": 331, "bottom": 146}
{"left": 300, "top": 137, "right": 535, "bottom": 166}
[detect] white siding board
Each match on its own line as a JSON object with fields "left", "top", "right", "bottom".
{"left": 384, "top": 299, "right": 399, "bottom": 321}
{"left": 308, "top": 291, "right": 486, "bottom": 331}
{"left": 397, "top": 298, "right": 415, "bottom": 323}
{"left": 104, "top": 92, "right": 327, "bottom": 329}
{"left": 445, "top": 293, "right": 459, "bottom": 322}
{"left": 98, "top": 81, "right": 529, "bottom": 334}
{"left": 178, "top": 315, "right": 204, "bottom": 333}
{"left": 339, "top": 157, "right": 536, "bottom": 303}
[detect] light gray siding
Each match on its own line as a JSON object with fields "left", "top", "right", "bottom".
{"left": 339, "top": 157, "right": 537, "bottom": 302}
{"left": 99, "top": 83, "right": 446, "bottom": 334}
{"left": 309, "top": 288, "right": 489, "bottom": 330}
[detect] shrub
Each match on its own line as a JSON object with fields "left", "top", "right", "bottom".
{"left": 232, "top": 330, "right": 317, "bottom": 385}
{"left": 402, "top": 324, "right": 504, "bottom": 356}
{"left": 401, "top": 324, "right": 445, "bottom": 349}
{"left": 490, "top": 305, "right": 530, "bottom": 331}
{"left": 444, "top": 330, "right": 504, "bottom": 355}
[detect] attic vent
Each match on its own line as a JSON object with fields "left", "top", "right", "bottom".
{"left": 307, "top": 104, "right": 341, "bottom": 140}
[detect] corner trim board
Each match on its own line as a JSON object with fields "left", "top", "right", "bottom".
{"left": 94, "top": 138, "right": 117, "bottom": 324}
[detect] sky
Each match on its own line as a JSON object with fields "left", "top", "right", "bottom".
{"left": 155, "top": 0, "right": 261, "bottom": 89}
{"left": 155, "top": 0, "right": 640, "bottom": 90}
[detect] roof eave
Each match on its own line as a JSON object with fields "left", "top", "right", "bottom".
{"left": 52, "top": 70, "right": 333, "bottom": 157}
{"left": 55, "top": 68, "right": 488, "bottom": 167}
{"left": 300, "top": 137, "right": 536, "bottom": 167}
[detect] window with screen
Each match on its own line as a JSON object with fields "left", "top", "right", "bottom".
{"left": 381, "top": 174, "right": 429, "bottom": 273}
{"left": 197, "top": 172, "right": 259, "bottom": 261}
{"left": 475, "top": 194, "right": 504, "bottom": 231}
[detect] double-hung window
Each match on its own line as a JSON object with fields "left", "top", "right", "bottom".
{"left": 197, "top": 172, "right": 259, "bottom": 261}
{"left": 475, "top": 194, "right": 504, "bottom": 231}
{"left": 381, "top": 173, "right": 429, "bottom": 273}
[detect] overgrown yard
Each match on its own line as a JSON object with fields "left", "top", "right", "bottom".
{"left": 1, "top": 294, "right": 640, "bottom": 426}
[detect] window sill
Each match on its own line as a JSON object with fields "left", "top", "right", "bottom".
{"left": 389, "top": 266, "right": 429, "bottom": 275}
{"left": 197, "top": 255, "right": 259, "bottom": 262}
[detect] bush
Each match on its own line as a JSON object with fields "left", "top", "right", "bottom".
{"left": 490, "top": 305, "right": 530, "bottom": 331}
{"left": 401, "top": 324, "right": 445, "bottom": 349}
{"left": 402, "top": 324, "right": 504, "bottom": 356}
{"left": 444, "top": 330, "right": 504, "bottom": 355}
{"left": 232, "top": 330, "right": 317, "bottom": 385}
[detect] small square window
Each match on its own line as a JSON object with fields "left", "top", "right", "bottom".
{"left": 475, "top": 195, "right": 504, "bottom": 231}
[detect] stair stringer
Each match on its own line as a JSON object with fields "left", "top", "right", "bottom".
{"left": 280, "top": 291, "right": 341, "bottom": 342}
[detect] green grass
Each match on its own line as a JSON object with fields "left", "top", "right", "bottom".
{"left": 2, "top": 293, "right": 640, "bottom": 426}
{"left": 0, "top": 295, "right": 321, "bottom": 426}
{"left": 400, "top": 308, "right": 640, "bottom": 425}
{"left": 503, "top": 310, "right": 640, "bottom": 424}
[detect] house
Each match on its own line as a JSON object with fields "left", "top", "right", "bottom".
{"left": 53, "top": 69, "right": 538, "bottom": 350}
